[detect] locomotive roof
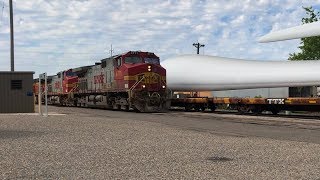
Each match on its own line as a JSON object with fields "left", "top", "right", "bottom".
{"left": 72, "top": 65, "right": 94, "bottom": 77}
{"left": 34, "top": 75, "right": 54, "bottom": 83}
{"left": 100, "top": 55, "right": 121, "bottom": 62}
{"left": 100, "top": 51, "right": 155, "bottom": 62}
{"left": 72, "top": 65, "right": 93, "bottom": 73}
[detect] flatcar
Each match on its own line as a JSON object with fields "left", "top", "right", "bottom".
{"left": 34, "top": 51, "right": 170, "bottom": 112}
{"left": 170, "top": 96, "right": 320, "bottom": 115}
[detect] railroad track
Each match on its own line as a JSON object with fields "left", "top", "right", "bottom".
{"left": 170, "top": 107, "right": 320, "bottom": 119}
{"left": 212, "top": 110, "right": 320, "bottom": 120}
{"left": 40, "top": 105, "right": 320, "bottom": 131}
{"left": 42, "top": 103, "right": 320, "bottom": 120}
{"left": 166, "top": 110, "right": 320, "bottom": 131}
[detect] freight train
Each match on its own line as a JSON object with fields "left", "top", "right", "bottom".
{"left": 34, "top": 51, "right": 170, "bottom": 112}
{"left": 34, "top": 50, "right": 320, "bottom": 115}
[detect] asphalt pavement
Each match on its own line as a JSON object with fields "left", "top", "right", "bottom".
{"left": 0, "top": 106, "right": 319, "bottom": 179}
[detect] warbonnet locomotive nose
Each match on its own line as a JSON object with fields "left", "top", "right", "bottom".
{"left": 126, "top": 64, "right": 165, "bottom": 90}
{"left": 123, "top": 52, "right": 169, "bottom": 112}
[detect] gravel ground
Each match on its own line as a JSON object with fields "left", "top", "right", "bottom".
{"left": 0, "top": 106, "right": 320, "bottom": 179}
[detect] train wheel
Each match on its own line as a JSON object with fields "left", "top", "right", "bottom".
{"left": 133, "top": 107, "right": 140, "bottom": 113}
{"left": 252, "top": 106, "right": 263, "bottom": 115}
{"left": 237, "top": 105, "right": 250, "bottom": 114}
{"left": 124, "top": 105, "right": 130, "bottom": 111}
{"left": 210, "top": 105, "right": 216, "bottom": 112}
{"left": 252, "top": 109, "right": 263, "bottom": 115}
{"left": 194, "top": 106, "right": 200, "bottom": 112}
{"left": 73, "top": 100, "right": 78, "bottom": 107}
{"left": 185, "top": 104, "right": 192, "bottom": 112}
{"left": 271, "top": 109, "right": 280, "bottom": 115}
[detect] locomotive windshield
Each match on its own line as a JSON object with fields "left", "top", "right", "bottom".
{"left": 66, "top": 71, "right": 76, "bottom": 77}
{"left": 124, "top": 56, "right": 142, "bottom": 64}
{"left": 144, "top": 57, "right": 160, "bottom": 64}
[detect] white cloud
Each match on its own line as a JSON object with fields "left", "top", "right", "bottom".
{"left": 0, "top": 0, "right": 319, "bottom": 75}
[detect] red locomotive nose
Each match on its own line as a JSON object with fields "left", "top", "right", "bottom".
{"left": 63, "top": 77, "right": 78, "bottom": 93}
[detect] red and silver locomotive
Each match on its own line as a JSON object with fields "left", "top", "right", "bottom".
{"left": 34, "top": 51, "right": 169, "bottom": 112}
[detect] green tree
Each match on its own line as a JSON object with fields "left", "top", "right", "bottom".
{"left": 288, "top": 7, "right": 320, "bottom": 60}
{"left": 288, "top": 7, "right": 320, "bottom": 97}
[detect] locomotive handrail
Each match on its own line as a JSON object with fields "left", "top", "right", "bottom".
{"left": 67, "top": 83, "right": 79, "bottom": 99}
{"left": 70, "top": 83, "right": 79, "bottom": 93}
{"left": 161, "top": 79, "right": 173, "bottom": 98}
{"left": 130, "top": 75, "right": 145, "bottom": 91}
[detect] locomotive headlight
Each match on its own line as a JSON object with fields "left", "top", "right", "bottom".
{"left": 148, "top": 65, "right": 152, "bottom": 72}
{"left": 142, "top": 85, "right": 146, "bottom": 88}
{"left": 162, "top": 85, "right": 166, "bottom": 89}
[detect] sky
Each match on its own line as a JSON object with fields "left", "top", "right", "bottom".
{"left": 0, "top": 0, "right": 319, "bottom": 75}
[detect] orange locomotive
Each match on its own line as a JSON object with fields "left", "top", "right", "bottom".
{"left": 34, "top": 51, "right": 169, "bottom": 112}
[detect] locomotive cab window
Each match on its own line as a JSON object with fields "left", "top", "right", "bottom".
{"left": 144, "top": 57, "right": 160, "bottom": 64}
{"left": 101, "top": 61, "right": 107, "bottom": 68}
{"left": 125, "top": 56, "right": 141, "bottom": 64}
{"left": 66, "top": 71, "right": 76, "bottom": 77}
{"left": 117, "top": 58, "right": 122, "bottom": 67}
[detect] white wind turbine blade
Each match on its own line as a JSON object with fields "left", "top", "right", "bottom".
{"left": 258, "top": 21, "right": 320, "bottom": 43}
{"left": 162, "top": 55, "right": 320, "bottom": 91}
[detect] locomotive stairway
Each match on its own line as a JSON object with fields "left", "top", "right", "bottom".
{"left": 66, "top": 83, "right": 79, "bottom": 106}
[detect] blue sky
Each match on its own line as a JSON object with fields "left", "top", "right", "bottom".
{"left": 0, "top": 0, "right": 319, "bottom": 75}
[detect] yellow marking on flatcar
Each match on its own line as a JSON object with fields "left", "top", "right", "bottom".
{"left": 309, "top": 100, "right": 317, "bottom": 104}
{"left": 249, "top": 99, "right": 256, "bottom": 103}
{"left": 285, "top": 100, "right": 292, "bottom": 104}
{"left": 223, "top": 98, "right": 230, "bottom": 104}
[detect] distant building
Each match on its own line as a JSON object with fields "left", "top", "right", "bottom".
{"left": 0, "top": 72, "right": 34, "bottom": 113}
{"left": 213, "top": 87, "right": 289, "bottom": 98}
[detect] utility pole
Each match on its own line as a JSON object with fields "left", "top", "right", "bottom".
{"left": 38, "top": 73, "right": 48, "bottom": 117}
{"left": 9, "top": 0, "right": 14, "bottom": 71}
{"left": 191, "top": 42, "right": 205, "bottom": 98}
{"left": 193, "top": 42, "right": 205, "bottom": 54}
